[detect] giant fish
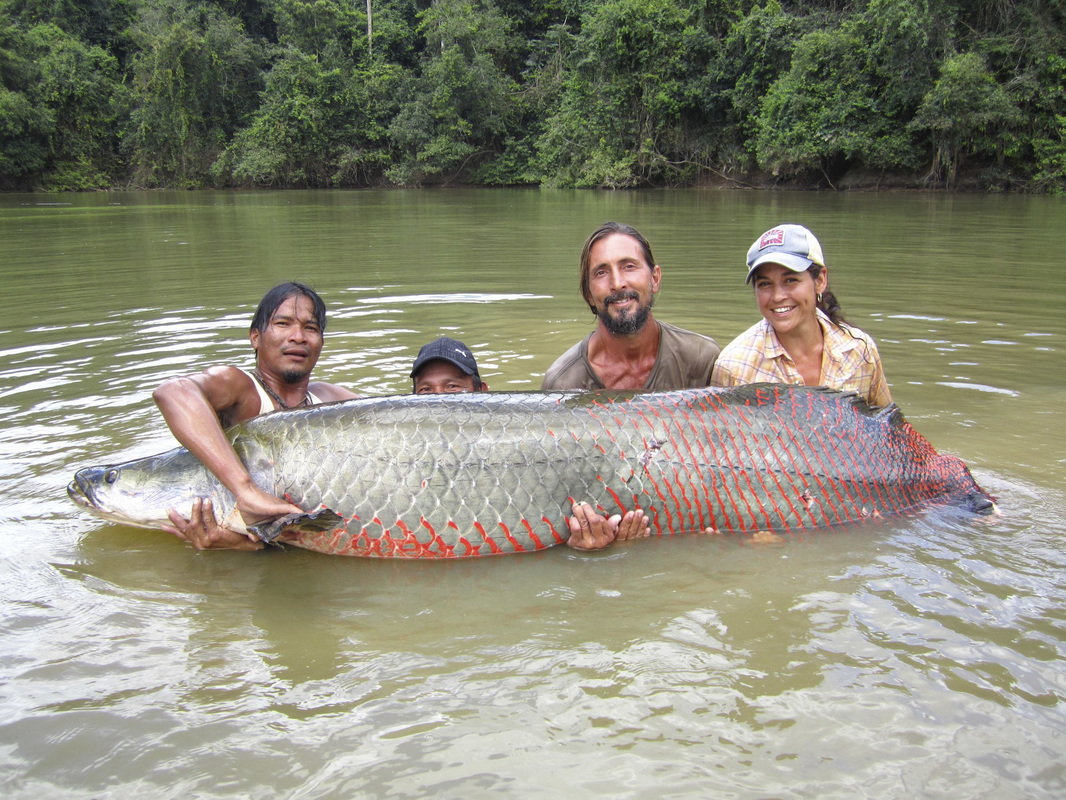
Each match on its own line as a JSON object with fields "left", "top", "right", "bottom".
{"left": 67, "top": 385, "right": 995, "bottom": 557}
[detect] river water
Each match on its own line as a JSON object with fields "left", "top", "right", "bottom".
{"left": 1, "top": 189, "right": 1064, "bottom": 798}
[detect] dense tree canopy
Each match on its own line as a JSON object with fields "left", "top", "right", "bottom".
{"left": 0, "top": 0, "right": 1063, "bottom": 191}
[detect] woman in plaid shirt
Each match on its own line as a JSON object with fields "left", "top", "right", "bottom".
{"left": 712, "top": 224, "right": 892, "bottom": 408}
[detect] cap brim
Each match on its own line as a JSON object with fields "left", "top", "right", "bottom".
{"left": 410, "top": 355, "right": 477, "bottom": 378}
{"left": 745, "top": 253, "right": 814, "bottom": 283}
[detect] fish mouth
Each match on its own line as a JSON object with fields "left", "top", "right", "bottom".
{"left": 67, "top": 472, "right": 96, "bottom": 510}
{"left": 67, "top": 468, "right": 133, "bottom": 523}
{"left": 66, "top": 468, "right": 140, "bottom": 526}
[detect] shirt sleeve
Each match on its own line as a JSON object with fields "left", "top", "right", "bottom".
{"left": 711, "top": 359, "right": 739, "bottom": 388}
{"left": 867, "top": 362, "right": 892, "bottom": 407}
{"left": 863, "top": 340, "right": 892, "bottom": 407}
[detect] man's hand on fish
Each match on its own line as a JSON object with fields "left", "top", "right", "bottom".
{"left": 233, "top": 485, "right": 304, "bottom": 527}
{"left": 613, "top": 507, "right": 651, "bottom": 541}
{"left": 566, "top": 501, "right": 649, "bottom": 550}
{"left": 162, "top": 497, "right": 265, "bottom": 551}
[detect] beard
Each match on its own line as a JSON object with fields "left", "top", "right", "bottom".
{"left": 597, "top": 290, "right": 654, "bottom": 337}
{"left": 280, "top": 367, "right": 311, "bottom": 384}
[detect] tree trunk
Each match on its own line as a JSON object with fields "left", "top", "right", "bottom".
{"left": 366, "top": 0, "right": 373, "bottom": 56}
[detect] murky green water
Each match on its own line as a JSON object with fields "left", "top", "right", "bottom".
{"left": 1, "top": 189, "right": 1064, "bottom": 798}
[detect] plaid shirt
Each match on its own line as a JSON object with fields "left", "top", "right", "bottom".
{"left": 711, "top": 310, "right": 892, "bottom": 407}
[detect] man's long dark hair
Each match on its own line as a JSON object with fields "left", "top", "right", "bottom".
{"left": 579, "top": 222, "right": 656, "bottom": 315}
{"left": 249, "top": 282, "right": 327, "bottom": 334}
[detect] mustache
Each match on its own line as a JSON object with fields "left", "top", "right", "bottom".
{"left": 605, "top": 291, "right": 640, "bottom": 306}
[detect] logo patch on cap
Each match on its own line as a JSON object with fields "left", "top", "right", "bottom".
{"left": 759, "top": 229, "right": 785, "bottom": 249}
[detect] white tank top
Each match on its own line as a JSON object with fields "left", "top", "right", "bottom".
{"left": 241, "top": 369, "right": 322, "bottom": 413}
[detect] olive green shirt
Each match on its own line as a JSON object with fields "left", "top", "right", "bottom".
{"left": 541, "top": 321, "right": 720, "bottom": 391}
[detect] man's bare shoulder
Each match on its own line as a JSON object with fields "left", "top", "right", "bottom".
{"left": 193, "top": 365, "right": 260, "bottom": 405}
{"left": 156, "top": 364, "right": 253, "bottom": 397}
{"left": 153, "top": 364, "right": 262, "bottom": 428}
{"left": 198, "top": 364, "right": 253, "bottom": 383}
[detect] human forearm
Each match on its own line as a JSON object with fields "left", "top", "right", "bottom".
{"left": 156, "top": 377, "right": 304, "bottom": 524}
{"left": 154, "top": 378, "right": 255, "bottom": 492}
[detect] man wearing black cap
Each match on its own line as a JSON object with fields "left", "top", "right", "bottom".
{"left": 411, "top": 337, "right": 489, "bottom": 394}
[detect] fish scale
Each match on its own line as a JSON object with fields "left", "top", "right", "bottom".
{"left": 68, "top": 384, "right": 996, "bottom": 558}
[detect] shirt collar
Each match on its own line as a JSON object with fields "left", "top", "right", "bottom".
{"left": 762, "top": 310, "right": 861, "bottom": 363}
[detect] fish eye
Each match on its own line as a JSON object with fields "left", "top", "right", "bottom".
{"left": 105, "top": 469, "right": 119, "bottom": 484}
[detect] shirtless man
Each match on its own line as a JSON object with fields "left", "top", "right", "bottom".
{"left": 542, "top": 221, "right": 720, "bottom": 391}
{"left": 155, "top": 282, "right": 358, "bottom": 550}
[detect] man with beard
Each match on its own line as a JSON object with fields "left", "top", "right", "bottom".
{"left": 153, "top": 282, "right": 359, "bottom": 550}
{"left": 541, "top": 221, "right": 720, "bottom": 391}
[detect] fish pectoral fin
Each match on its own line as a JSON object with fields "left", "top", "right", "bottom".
{"left": 251, "top": 508, "right": 344, "bottom": 543}
{"left": 220, "top": 507, "right": 249, "bottom": 535}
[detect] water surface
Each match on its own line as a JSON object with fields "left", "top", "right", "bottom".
{"left": 1, "top": 189, "right": 1064, "bottom": 798}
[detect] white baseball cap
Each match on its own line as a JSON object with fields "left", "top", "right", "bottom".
{"left": 745, "top": 224, "right": 825, "bottom": 284}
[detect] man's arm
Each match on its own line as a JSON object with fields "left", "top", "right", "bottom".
{"left": 153, "top": 366, "right": 303, "bottom": 525}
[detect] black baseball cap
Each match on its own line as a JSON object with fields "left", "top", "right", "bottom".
{"left": 410, "top": 337, "right": 480, "bottom": 379}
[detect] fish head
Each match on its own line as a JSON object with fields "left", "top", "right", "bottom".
{"left": 67, "top": 448, "right": 229, "bottom": 530}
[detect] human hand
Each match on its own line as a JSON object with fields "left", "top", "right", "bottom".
{"left": 162, "top": 497, "right": 265, "bottom": 551}
{"left": 566, "top": 502, "right": 619, "bottom": 551}
{"left": 233, "top": 486, "right": 304, "bottom": 527}
{"left": 613, "top": 507, "right": 650, "bottom": 541}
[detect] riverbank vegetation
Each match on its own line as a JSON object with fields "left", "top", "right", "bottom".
{"left": 1, "top": 0, "right": 1063, "bottom": 191}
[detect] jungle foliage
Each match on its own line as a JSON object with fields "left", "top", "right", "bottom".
{"left": 1, "top": 0, "right": 1063, "bottom": 191}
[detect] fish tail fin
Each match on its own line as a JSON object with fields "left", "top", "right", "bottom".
{"left": 935, "top": 454, "right": 996, "bottom": 515}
